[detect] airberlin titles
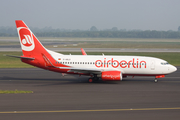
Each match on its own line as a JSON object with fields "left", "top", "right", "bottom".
{"left": 95, "top": 58, "right": 146, "bottom": 68}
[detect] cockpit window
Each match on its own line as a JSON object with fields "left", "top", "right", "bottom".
{"left": 161, "top": 62, "right": 169, "bottom": 65}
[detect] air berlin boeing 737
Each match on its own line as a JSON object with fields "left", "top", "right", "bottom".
{"left": 10, "top": 20, "right": 177, "bottom": 83}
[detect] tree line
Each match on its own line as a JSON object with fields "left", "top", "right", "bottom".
{"left": 0, "top": 26, "right": 180, "bottom": 38}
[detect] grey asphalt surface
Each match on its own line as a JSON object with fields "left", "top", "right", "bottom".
{"left": 0, "top": 68, "right": 180, "bottom": 120}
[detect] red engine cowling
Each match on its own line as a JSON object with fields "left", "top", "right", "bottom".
{"left": 101, "top": 71, "right": 122, "bottom": 81}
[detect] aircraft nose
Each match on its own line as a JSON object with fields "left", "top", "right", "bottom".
{"left": 173, "top": 66, "right": 177, "bottom": 72}
{"left": 170, "top": 65, "right": 177, "bottom": 73}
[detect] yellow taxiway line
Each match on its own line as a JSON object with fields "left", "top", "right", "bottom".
{"left": 0, "top": 107, "right": 180, "bottom": 114}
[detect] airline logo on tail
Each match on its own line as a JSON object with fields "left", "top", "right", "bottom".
{"left": 17, "top": 27, "right": 35, "bottom": 51}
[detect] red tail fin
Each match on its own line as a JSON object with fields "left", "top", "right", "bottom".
{"left": 15, "top": 20, "right": 46, "bottom": 57}
{"left": 15, "top": 20, "right": 67, "bottom": 69}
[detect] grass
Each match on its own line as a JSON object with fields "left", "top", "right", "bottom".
{"left": 0, "top": 52, "right": 34, "bottom": 68}
{"left": 0, "top": 89, "right": 33, "bottom": 94}
{"left": 0, "top": 52, "right": 179, "bottom": 68}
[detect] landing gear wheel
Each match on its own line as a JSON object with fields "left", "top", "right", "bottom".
{"left": 154, "top": 79, "right": 158, "bottom": 83}
{"left": 88, "top": 78, "right": 93, "bottom": 83}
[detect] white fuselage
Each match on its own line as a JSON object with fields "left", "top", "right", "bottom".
{"left": 49, "top": 50, "right": 177, "bottom": 76}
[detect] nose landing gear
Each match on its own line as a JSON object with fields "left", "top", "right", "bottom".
{"left": 155, "top": 75, "right": 165, "bottom": 83}
{"left": 154, "top": 79, "right": 158, "bottom": 83}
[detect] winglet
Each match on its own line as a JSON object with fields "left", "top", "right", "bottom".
{"left": 81, "top": 48, "right": 87, "bottom": 55}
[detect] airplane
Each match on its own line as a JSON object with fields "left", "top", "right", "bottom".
{"left": 9, "top": 20, "right": 177, "bottom": 83}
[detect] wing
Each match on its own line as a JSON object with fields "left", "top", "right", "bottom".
{"left": 59, "top": 67, "right": 102, "bottom": 75}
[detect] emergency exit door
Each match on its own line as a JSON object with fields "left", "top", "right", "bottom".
{"left": 151, "top": 60, "right": 155, "bottom": 70}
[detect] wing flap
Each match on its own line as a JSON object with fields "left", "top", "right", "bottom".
{"left": 60, "top": 67, "right": 102, "bottom": 74}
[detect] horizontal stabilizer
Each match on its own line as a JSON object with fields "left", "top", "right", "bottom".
{"left": 5, "top": 55, "right": 35, "bottom": 60}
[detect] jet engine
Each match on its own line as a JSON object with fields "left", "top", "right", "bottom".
{"left": 101, "top": 71, "right": 122, "bottom": 81}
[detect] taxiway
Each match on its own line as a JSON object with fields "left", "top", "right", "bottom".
{"left": 0, "top": 68, "right": 180, "bottom": 120}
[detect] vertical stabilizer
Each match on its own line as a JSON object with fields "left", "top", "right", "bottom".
{"left": 15, "top": 20, "right": 65, "bottom": 68}
{"left": 15, "top": 20, "right": 46, "bottom": 57}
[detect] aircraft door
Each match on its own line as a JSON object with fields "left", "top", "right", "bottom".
{"left": 151, "top": 60, "right": 155, "bottom": 70}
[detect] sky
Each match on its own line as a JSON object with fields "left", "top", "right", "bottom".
{"left": 0, "top": 0, "right": 180, "bottom": 31}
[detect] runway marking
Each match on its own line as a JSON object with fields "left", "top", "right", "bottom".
{"left": 0, "top": 107, "right": 180, "bottom": 114}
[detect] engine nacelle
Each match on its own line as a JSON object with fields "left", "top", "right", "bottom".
{"left": 101, "top": 71, "right": 122, "bottom": 81}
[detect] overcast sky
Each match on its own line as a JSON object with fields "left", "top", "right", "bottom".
{"left": 0, "top": 0, "right": 180, "bottom": 31}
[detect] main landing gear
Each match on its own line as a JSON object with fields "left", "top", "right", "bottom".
{"left": 88, "top": 75, "right": 99, "bottom": 83}
{"left": 88, "top": 78, "right": 93, "bottom": 83}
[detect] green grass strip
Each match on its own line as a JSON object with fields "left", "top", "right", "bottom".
{"left": 0, "top": 89, "right": 33, "bottom": 94}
